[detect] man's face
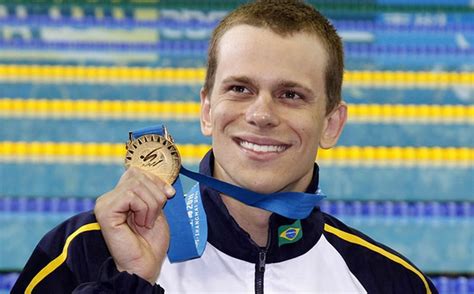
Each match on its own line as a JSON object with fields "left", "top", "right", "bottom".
{"left": 200, "top": 25, "right": 345, "bottom": 194}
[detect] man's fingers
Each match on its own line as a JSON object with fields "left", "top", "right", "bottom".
{"left": 127, "top": 191, "right": 149, "bottom": 227}
{"left": 125, "top": 168, "right": 172, "bottom": 228}
{"left": 122, "top": 167, "right": 176, "bottom": 198}
{"left": 140, "top": 169, "right": 176, "bottom": 198}
{"left": 99, "top": 166, "right": 175, "bottom": 229}
{"left": 130, "top": 183, "right": 164, "bottom": 229}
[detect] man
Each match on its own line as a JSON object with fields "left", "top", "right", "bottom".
{"left": 12, "top": 0, "right": 438, "bottom": 293}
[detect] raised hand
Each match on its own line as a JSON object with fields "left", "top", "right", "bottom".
{"left": 94, "top": 166, "right": 176, "bottom": 284}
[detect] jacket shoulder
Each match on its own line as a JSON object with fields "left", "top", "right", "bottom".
{"left": 11, "top": 210, "right": 110, "bottom": 293}
{"left": 322, "top": 213, "right": 438, "bottom": 294}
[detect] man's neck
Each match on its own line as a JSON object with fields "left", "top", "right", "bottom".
{"left": 221, "top": 194, "right": 272, "bottom": 247}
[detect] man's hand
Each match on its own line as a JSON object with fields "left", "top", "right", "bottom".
{"left": 94, "top": 167, "right": 176, "bottom": 284}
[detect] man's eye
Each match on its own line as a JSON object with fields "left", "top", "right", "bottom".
{"left": 230, "top": 85, "right": 249, "bottom": 93}
{"left": 282, "top": 90, "right": 300, "bottom": 99}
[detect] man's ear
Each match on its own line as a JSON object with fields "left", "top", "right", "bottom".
{"left": 319, "top": 102, "right": 348, "bottom": 149}
{"left": 200, "top": 87, "right": 212, "bottom": 137}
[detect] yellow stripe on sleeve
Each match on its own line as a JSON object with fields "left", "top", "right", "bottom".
{"left": 323, "top": 223, "right": 432, "bottom": 294}
{"left": 26, "top": 222, "right": 101, "bottom": 294}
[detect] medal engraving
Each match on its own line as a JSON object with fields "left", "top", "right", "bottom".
{"left": 125, "top": 134, "right": 181, "bottom": 185}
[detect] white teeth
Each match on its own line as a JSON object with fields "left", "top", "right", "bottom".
{"left": 239, "top": 140, "right": 286, "bottom": 153}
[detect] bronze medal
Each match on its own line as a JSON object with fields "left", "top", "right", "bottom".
{"left": 124, "top": 132, "right": 181, "bottom": 185}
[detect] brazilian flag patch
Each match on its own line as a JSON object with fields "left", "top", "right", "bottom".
{"left": 278, "top": 219, "right": 303, "bottom": 246}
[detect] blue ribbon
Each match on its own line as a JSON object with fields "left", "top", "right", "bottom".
{"left": 179, "top": 166, "right": 325, "bottom": 219}
{"left": 129, "top": 125, "right": 325, "bottom": 262}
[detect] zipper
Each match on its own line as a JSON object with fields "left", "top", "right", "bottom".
{"left": 255, "top": 250, "right": 267, "bottom": 294}
{"left": 254, "top": 218, "right": 273, "bottom": 294}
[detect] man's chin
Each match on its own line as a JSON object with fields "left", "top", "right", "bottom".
{"left": 238, "top": 179, "right": 287, "bottom": 194}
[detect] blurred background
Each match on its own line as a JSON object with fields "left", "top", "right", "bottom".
{"left": 0, "top": 0, "right": 472, "bottom": 293}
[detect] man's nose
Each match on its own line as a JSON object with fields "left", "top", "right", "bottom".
{"left": 245, "top": 93, "right": 280, "bottom": 128}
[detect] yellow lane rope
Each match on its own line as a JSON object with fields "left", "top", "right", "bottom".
{"left": 0, "top": 99, "right": 201, "bottom": 120}
{"left": 0, "top": 65, "right": 472, "bottom": 86}
{"left": 0, "top": 65, "right": 205, "bottom": 83}
{"left": 0, "top": 142, "right": 471, "bottom": 167}
{"left": 0, "top": 98, "right": 472, "bottom": 123}
{"left": 349, "top": 104, "right": 473, "bottom": 123}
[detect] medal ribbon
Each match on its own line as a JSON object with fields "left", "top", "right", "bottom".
{"left": 130, "top": 125, "right": 325, "bottom": 262}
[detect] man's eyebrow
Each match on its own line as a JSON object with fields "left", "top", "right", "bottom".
{"left": 221, "top": 76, "right": 254, "bottom": 85}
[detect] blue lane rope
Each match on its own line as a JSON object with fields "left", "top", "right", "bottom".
{"left": 1, "top": 197, "right": 472, "bottom": 217}
{"left": 1, "top": 15, "right": 474, "bottom": 30}
{"left": 1, "top": 40, "right": 472, "bottom": 55}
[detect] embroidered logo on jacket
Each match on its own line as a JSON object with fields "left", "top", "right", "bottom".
{"left": 278, "top": 219, "right": 303, "bottom": 246}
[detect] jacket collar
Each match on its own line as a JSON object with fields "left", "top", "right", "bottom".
{"left": 198, "top": 150, "right": 324, "bottom": 264}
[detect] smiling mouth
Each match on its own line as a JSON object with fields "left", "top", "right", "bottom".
{"left": 238, "top": 139, "right": 288, "bottom": 153}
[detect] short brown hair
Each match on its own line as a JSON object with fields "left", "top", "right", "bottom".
{"left": 203, "top": 0, "right": 344, "bottom": 114}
